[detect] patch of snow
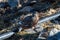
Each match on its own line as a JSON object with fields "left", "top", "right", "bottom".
{"left": 25, "top": 28, "right": 36, "bottom": 34}
{"left": 49, "top": 28, "right": 59, "bottom": 37}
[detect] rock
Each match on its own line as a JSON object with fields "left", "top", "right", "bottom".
{"left": 20, "top": 0, "right": 37, "bottom": 6}
{"left": 18, "top": 6, "right": 34, "bottom": 12}
{"left": 0, "top": 2, "right": 5, "bottom": 8}
{"left": 34, "top": 24, "right": 43, "bottom": 32}
{"left": 8, "top": 0, "right": 18, "bottom": 7}
{"left": 32, "top": 2, "right": 51, "bottom": 12}
{"left": 37, "top": 32, "right": 47, "bottom": 40}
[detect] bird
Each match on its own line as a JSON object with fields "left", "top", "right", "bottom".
{"left": 19, "top": 12, "right": 44, "bottom": 30}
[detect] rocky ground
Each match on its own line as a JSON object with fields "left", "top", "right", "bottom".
{"left": 0, "top": 0, "right": 60, "bottom": 40}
